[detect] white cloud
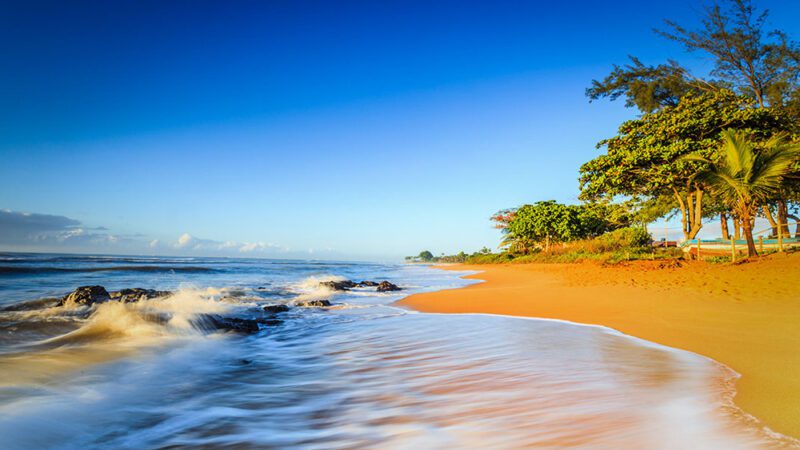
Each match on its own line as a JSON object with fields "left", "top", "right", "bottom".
{"left": 173, "top": 233, "right": 286, "bottom": 254}
{"left": 0, "top": 209, "right": 294, "bottom": 257}
{"left": 239, "top": 242, "right": 281, "bottom": 252}
{"left": 176, "top": 233, "right": 195, "bottom": 248}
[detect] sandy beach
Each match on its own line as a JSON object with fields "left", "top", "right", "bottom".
{"left": 398, "top": 254, "right": 800, "bottom": 440}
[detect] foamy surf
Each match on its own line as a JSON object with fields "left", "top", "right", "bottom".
{"left": 0, "top": 256, "right": 794, "bottom": 449}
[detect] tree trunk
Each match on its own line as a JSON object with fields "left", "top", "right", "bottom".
{"left": 789, "top": 214, "right": 800, "bottom": 238}
{"left": 777, "top": 200, "right": 790, "bottom": 237}
{"left": 720, "top": 213, "right": 730, "bottom": 240}
{"left": 674, "top": 190, "right": 690, "bottom": 241}
{"left": 743, "top": 217, "right": 758, "bottom": 257}
{"left": 733, "top": 217, "right": 741, "bottom": 240}
{"left": 686, "top": 188, "right": 704, "bottom": 240}
{"left": 673, "top": 187, "right": 704, "bottom": 241}
{"left": 763, "top": 205, "right": 778, "bottom": 237}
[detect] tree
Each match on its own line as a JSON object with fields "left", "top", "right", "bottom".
{"left": 418, "top": 250, "right": 434, "bottom": 262}
{"left": 575, "top": 201, "right": 632, "bottom": 236}
{"left": 589, "top": 0, "right": 800, "bottom": 237}
{"left": 587, "top": 57, "right": 710, "bottom": 113}
{"left": 658, "top": 0, "right": 800, "bottom": 109}
{"left": 580, "top": 90, "right": 787, "bottom": 240}
{"left": 684, "top": 129, "right": 800, "bottom": 256}
{"left": 505, "top": 201, "right": 582, "bottom": 252}
{"left": 658, "top": 0, "right": 800, "bottom": 231}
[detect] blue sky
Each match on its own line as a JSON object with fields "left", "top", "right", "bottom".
{"left": 2, "top": 0, "right": 799, "bottom": 260}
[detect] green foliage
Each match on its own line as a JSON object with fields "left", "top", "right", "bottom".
{"left": 417, "top": 250, "right": 434, "bottom": 262}
{"left": 506, "top": 201, "right": 582, "bottom": 248}
{"left": 685, "top": 130, "right": 800, "bottom": 255}
{"left": 465, "top": 253, "right": 515, "bottom": 264}
{"left": 595, "top": 227, "right": 653, "bottom": 249}
{"left": 580, "top": 90, "right": 788, "bottom": 202}
{"left": 499, "top": 200, "right": 634, "bottom": 254}
{"left": 586, "top": 57, "right": 703, "bottom": 113}
{"left": 657, "top": 0, "right": 800, "bottom": 109}
{"left": 575, "top": 201, "right": 632, "bottom": 236}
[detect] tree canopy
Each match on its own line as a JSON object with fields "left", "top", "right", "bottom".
{"left": 580, "top": 89, "right": 788, "bottom": 239}
{"left": 498, "top": 201, "right": 631, "bottom": 253}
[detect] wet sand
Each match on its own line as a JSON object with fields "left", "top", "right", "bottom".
{"left": 398, "top": 253, "right": 800, "bottom": 440}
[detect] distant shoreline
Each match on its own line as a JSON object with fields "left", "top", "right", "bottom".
{"left": 397, "top": 255, "right": 800, "bottom": 441}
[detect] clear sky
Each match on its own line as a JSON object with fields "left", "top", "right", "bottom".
{"left": 2, "top": 0, "right": 799, "bottom": 260}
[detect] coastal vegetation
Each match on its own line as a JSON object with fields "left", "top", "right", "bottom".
{"left": 471, "top": 0, "right": 800, "bottom": 262}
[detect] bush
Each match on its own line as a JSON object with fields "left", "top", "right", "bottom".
{"left": 466, "top": 253, "right": 514, "bottom": 264}
{"left": 595, "top": 227, "right": 652, "bottom": 250}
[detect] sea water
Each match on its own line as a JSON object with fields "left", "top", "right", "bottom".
{"left": 0, "top": 253, "right": 794, "bottom": 449}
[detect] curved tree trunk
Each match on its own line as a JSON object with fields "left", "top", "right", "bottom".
{"left": 763, "top": 205, "right": 778, "bottom": 237}
{"left": 742, "top": 215, "right": 758, "bottom": 257}
{"left": 789, "top": 214, "right": 800, "bottom": 238}
{"left": 777, "top": 200, "right": 790, "bottom": 237}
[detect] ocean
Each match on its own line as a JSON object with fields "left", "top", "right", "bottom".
{"left": 0, "top": 253, "right": 790, "bottom": 449}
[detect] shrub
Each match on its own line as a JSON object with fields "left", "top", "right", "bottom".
{"left": 466, "top": 253, "right": 514, "bottom": 264}
{"left": 595, "top": 227, "right": 652, "bottom": 250}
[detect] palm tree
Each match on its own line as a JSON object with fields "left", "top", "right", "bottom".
{"left": 685, "top": 129, "right": 800, "bottom": 257}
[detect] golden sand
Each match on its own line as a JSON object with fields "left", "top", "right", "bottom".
{"left": 398, "top": 253, "right": 800, "bottom": 439}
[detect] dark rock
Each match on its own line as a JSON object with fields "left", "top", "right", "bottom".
{"left": 263, "top": 304, "right": 290, "bottom": 314}
{"left": 110, "top": 288, "right": 172, "bottom": 303}
{"left": 376, "top": 281, "right": 401, "bottom": 292}
{"left": 357, "top": 280, "right": 379, "bottom": 287}
{"left": 296, "top": 299, "right": 332, "bottom": 307}
{"left": 319, "top": 280, "right": 357, "bottom": 291}
{"left": 216, "top": 317, "right": 260, "bottom": 333}
{"left": 59, "top": 285, "right": 111, "bottom": 307}
{"left": 201, "top": 315, "right": 283, "bottom": 334}
{"left": 258, "top": 318, "right": 283, "bottom": 326}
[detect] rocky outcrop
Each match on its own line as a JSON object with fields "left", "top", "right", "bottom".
{"left": 319, "top": 280, "right": 357, "bottom": 291}
{"left": 263, "top": 304, "right": 290, "bottom": 314}
{"left": 58, "top": 286, "right": 173, "bottom": 306}
{"left": 319, "top": 279, "right": 401, "bottom": 291}
{"left": 296, "top": 299, "right": 331, "bottom": 307}
{"left": 59, "top": 285, "right": 111, "bottom": 307}
{"left": 110, "top": 288, "right": 172, "bottom": 303}
{"left": 376, "top": 281, "right": 401, "bottom": 292}
{"left": 202, "top": 315, "right": 282, "bottom": 334}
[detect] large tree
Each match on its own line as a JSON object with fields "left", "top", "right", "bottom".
{"left": 579, "top": 90, "right": 787, "bottom": 241}
{"left": 658, "top": 0, "right": 800, "bottom": 109}
{"left": 589, "top": 0, "right": 800, "bottom": 237}
{"left": 685, "top": 130, "right": 800, "bottom": 256}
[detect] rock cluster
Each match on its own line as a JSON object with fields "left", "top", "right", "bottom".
{"left": 296, "top": 299, "right": 331, "bottom": 307}
{"left": 263, "top": 304, "right": 291, "bottom": 314}
{"left": 319, "top": 280, "right": 358, "bottom": 291}
{"left": 201, "top": 315, "right": 283, "bottom": 334}
{"left": 318, "top": 279, "right": 401, "bottom": 292}
{"left": 376, "top": 281, "right": 401, "bottom": 292}
{"left": 59, "top": 286, "right": 173, "bottom": 307}
{"left": 59, "top": 285, "right": 111, "bottom": 306}
{"left": 111, "top": 288, "right": 172, "bottom": 303}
